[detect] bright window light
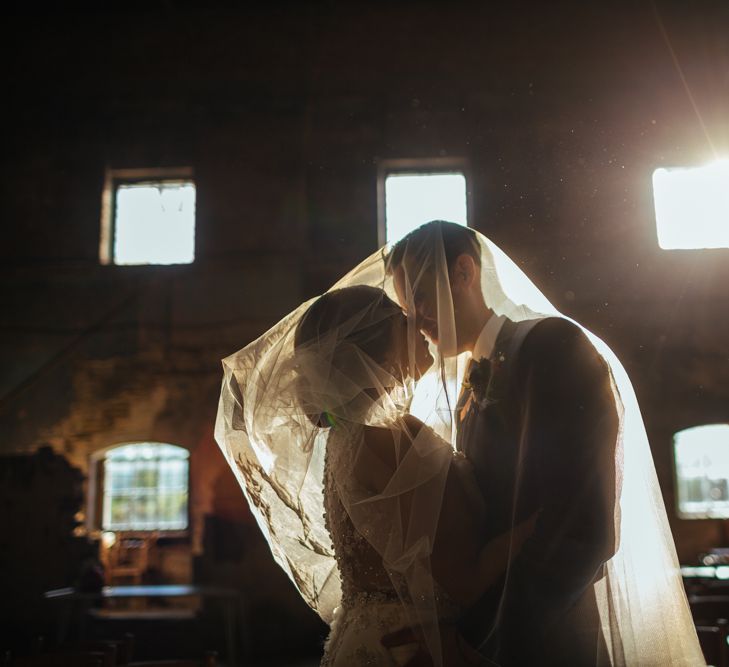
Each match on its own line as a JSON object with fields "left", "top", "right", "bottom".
{"left": 385, "top": 172, "right": 468, "bottom": 245}
{"left": 653, "top": 160, "right": 729, "bottom": 249}
{"left": 103, "top": 442, "right": 189, "bottom": 531}
{"left": 674, "top": 424, "right": 729, "bottom": 519}
{"left": 113, "top": 180, "right": 196, "bottom": 265}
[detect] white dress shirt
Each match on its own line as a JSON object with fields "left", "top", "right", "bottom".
{"left": 471, "top": 313, "right": 506, "bottom": 361}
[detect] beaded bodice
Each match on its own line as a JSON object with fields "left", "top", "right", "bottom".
{"left": 320, "top": 422, "right": 463, "bottom": 665}
{"left": 323, "top": 424, "right": 399, "bottom": 608}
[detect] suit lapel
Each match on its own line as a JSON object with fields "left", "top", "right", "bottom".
{"left": 456, "top": 318, "right": 522, "bottom": 456}
{"left": 455, "top": 359, "right": 475, "bottom": 435}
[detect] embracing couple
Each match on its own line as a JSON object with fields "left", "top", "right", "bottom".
{"left": 216, "top": 221, "right": 702, "bottom": 666}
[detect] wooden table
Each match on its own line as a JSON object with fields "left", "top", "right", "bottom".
{"left": 44, "top": 585, "right": 239, "bottom": 666}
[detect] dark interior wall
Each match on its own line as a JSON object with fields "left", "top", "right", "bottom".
{"left": 1, "top": 0, "right": 728, "bottom": 573}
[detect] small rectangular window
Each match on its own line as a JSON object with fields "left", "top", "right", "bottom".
{"left": 100, "top": 167, "right": 196, "bottom": 265}
{"left": 652, "top": 160, "right": 729, "bottom": 250}
{"left": 378, "top": 158, "right": 470, "bottom": 246}
{"left": 674, "top": 424, "right": 729, "bottom": 519}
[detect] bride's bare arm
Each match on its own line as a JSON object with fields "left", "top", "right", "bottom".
{"left": 430, "top": 459, "right": 536, "bottom": 607}
{"left": 358, "top": 416, "right": 535, "bottom": 608}
{"left": 357, "top": 414, "right": 424, "bottom": 479}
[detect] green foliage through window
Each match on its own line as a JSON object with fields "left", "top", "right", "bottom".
{"left": 103, "top": 443, "right": 189, "bottom": 531}
{"left": 674, "top": 425, "right": 729, "bottom": 519}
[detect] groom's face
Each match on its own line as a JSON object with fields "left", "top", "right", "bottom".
{"left": 392, "top": 262, "right": 442, "bottom": 345}
{"left": 388, "top": 310, "right": 434, "bottom": 380}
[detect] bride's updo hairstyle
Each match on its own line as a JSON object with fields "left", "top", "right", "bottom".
{"left": 294, "top": 285, "right": 403, "bottom": 428}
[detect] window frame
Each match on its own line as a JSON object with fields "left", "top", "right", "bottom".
{"left": 99, "top": 166, "right": 196, "bottom": 266}
{"left": 673, "top": 423, "right": 729, "bottom": 520}
{"left": 87, "top": 442, "right": 191, "bottom": 537}
{"left": 376, "top": 157, "right": 472, "bottom": 248}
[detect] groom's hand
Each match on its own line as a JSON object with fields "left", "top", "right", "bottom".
{"left": 381, "top": 623, "right": 492, "bottom": 666}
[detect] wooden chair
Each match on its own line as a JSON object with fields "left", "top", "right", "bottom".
{"left": 696, "top": 622, "right": 729, "bottom": 667}
{"left": 102, "top": 536, "right": 157, "bottom": 586}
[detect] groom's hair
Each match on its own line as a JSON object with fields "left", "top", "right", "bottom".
{"left": 385, "top": 220, "right": 481, "bottom": 275}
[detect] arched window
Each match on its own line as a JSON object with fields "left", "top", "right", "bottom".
{"left": 101, "top": 442, "right": 189, "bottom": 531}
{"left": 674, "top": 424, "right": 729, "bottom": 519}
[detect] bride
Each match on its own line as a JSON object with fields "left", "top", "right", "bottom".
{"left": 293, "top": 285, "right": 535, "bottom": 665}
{"left": 215, "top": 225, "right": 703, "bottom": 666}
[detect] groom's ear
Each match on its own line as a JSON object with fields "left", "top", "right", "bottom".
{"left": 449, "top": 253, "right": 478, "bottom": 294}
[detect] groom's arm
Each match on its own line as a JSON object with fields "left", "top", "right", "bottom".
{"left": 489, "top": 318, "right": 620, "bottom": 653}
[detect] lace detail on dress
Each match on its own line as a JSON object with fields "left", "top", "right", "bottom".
{"left": 320, "top": 422, "right": 460, "bottom": 666}
{"left": 322, "top": 424, "right": 398, "bottom": 609}
{"left": 321, "top": 424, "right": 407, "bottom": 666}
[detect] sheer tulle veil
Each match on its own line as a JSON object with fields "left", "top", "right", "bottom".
{"left": 215, "top": 223, "right": 702, "bottom": 665}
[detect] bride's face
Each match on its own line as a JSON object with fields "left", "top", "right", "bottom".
{"left": 387, "top": 310, "right": 434, "bottom": 381}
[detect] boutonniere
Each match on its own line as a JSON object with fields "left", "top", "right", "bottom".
{"left": 463, "top": 351, "right": 507, "bottom": 411}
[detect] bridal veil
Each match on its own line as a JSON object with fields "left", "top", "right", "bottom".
{"left": 215, "top": 223, "right": 702, "bottom": 665}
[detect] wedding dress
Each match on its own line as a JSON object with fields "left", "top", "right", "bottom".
{"left": 321, "top": 422, "right": 411, "bottom": 666}
{"left": 321, "top": 421, "right": 461, "bottom": 666}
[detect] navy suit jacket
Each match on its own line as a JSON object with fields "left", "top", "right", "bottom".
{"left": 457, "top": 316, "right": 620, "bottom": 666}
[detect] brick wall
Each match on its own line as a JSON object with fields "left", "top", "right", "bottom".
{"left": 1, "top": 3, "right": 728, "bottom": 648}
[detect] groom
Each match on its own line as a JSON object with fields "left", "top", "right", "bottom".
{"left": 384, "top": 221, "right": 620, "bottom": 666}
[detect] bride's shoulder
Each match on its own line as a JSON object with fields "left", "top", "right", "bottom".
{"left": 362, "top": 414, "right": 425, "bottom": 448}
{"left": 357, "top": 415, "right": 422, "bottom": 467}
{"left": 345, "top": 417, "right": 451, "bottom": 492}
